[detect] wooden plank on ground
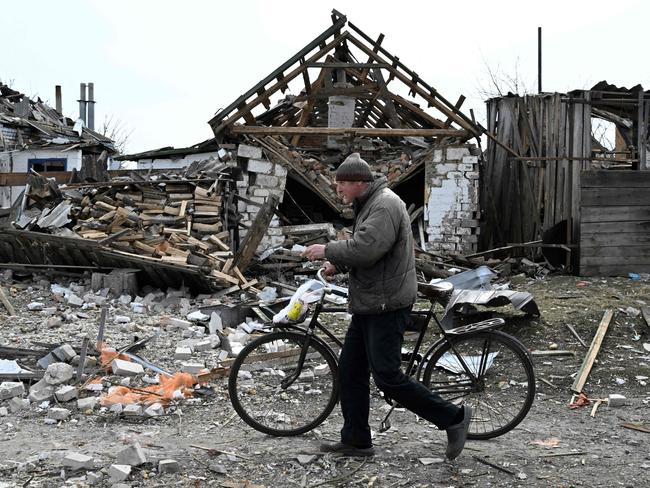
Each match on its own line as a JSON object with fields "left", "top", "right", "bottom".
{"left": 0, "top": 286, "right": 16, "bottom": 316}
{"left": 571, "top": 309, "right": 614, "bottom": 393}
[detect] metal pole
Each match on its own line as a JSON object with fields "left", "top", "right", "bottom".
{"left": 78, "top": 83, "right": 87, "bottom": 124}
{"left": 538, "top": 27, "right": 542, "bottom": 94}
{"left": 87, "top": 82, "right": 95, "bottom": 131}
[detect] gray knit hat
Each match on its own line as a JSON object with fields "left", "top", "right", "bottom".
{"left": 335, "top": 153, "right": 373, "bottom": 182}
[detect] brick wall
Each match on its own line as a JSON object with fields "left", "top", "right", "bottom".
{"left": 235, "top": 144, "right": 288, "bottom": 251}
{"left": 424, "top": 145, "right": 480, "bottom": 253}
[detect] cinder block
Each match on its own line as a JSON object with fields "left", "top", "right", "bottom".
{"left": 111, "top": 359, "right": 144, "bottom": 376}
{"left": 109, "top": 464, "right": 131, "bottom": 482}
{"left": 86, "top": 471, "right": 103, "bottom": 485}
{"left": 461, "top": 155, "right": 479, "bottom": 166}
{"left": 55, "top": 385, "right": 78, "bottom": 402}
{"left": 8, "top": 397, "right": 30, "bottom": 412}
{"left": 0, "top": 381, "right": 25, "bottom": 400}
{"left": 116, "top": 442, "right": 147, "bottom": 466}
{"left": 144, "top": 403, "right": 164, "bottom": 417}
{"left": 62, "top": 452, "right": 94, "bottom": 470}
{"left": 52, "top": 344, "right": 76, "bottom": 362}
{"left": 181, "top": 362, "right": 205, "bottom": 374}
{"left": 432, "top": 149, "right": 443, "bottom": 162}
{"left": 159, "top": 458, "right": 180, "bottom": 473}
{"left": 446, "top": 147, "right": 471, "bottom": 160}
{"left": 237, "top": 144, "right": 263, "bottom": 160}
{"left": 253, "top": 188, "right": 270, "bottom": 197}
{"left": 174, "top": 346, "right": 192, "bottom": 360}
{"left": 273, "top": 164, "right": 288, "bottom": 177}
{"left": 193, "top": 339, "right": 212, "bottom": 352}
{"left": 255, "top": 174, "right": 279, "bottom": 187}
{"left": 247, "top": 158, "right": 273, "bottom": 174}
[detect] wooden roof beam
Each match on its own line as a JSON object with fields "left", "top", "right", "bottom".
{"left": 230, "top": 126, "right": 469, "bottom": 138}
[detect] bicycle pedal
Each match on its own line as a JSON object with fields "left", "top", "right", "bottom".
{"left": 379, "top": 419, "right": 391, "bottom": 432}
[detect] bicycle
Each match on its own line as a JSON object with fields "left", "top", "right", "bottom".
{"left": 228, "top": 270, "right": 536, "bottom": 440}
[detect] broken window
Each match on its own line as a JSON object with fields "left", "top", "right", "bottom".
{"left": 28, "top": 158, "right": 67, "bottom": 173}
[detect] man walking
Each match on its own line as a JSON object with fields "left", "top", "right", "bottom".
{"left": 302, "top": 153, "right": 472, "bottom": 459}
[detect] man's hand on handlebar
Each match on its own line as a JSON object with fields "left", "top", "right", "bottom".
{"left": 302, "top": 244, "right": 326, "bottom": 261}
{"left": 321, "top": 261, "right": 337, "bottom": 277}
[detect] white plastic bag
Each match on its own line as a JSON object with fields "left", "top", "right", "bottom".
{"left": 273, "top": 280, "right": 325, "bottom": 323}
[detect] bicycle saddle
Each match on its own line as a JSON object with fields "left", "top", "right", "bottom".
{"left": 417, "top": 281, "right": 454, "bottom": 304}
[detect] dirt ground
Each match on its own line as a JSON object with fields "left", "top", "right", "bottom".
{"left": 1, "top": 272, "right": 650, "bottom": 487}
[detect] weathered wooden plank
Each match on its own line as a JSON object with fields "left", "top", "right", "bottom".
{"left": 581, "top": 255, "right": 650, "bottom": 266}
{"left": 581, "top": 220, "right": 650, "bottom": 234}
{"left": 581, "top": 205, "right": 650, "bottom": 222}
{"left": 571, "top": 309, "right": 614, "bottom": 393}
{"left": 580, "top": 232, "right": 650, "bottom": 247}
{"left": 581, "top": 170, "right": 650, "bottom": 188}
{"left": 580, "top": 245, "right": 650, "bottom": 258}
{"left": 230, "top": 126, "right": 467, "bottom": 137}
{"left": 581, "top": 188, "right": 650, "bottom": 207}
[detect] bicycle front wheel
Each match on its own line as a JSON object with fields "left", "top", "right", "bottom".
{"left": 422, "top": 330, "right": 535, "bottom": 439}
{"left": 228, "top": 330, "right": 339, "bottom": 436}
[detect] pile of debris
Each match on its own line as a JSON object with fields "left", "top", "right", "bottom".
{"left": 4, "top": 163, "right": 264, "bottom": 292}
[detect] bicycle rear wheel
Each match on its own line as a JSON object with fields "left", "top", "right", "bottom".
{"left": 422, "top": 330, "right": 535, "bottom": 439}
{"left": 228, "top": 330, "right": 339, "bottom": 436}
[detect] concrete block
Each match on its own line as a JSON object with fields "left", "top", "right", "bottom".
{"left": 247, "top": 158, "right": 273, "bottom": 174}
{"left": 434, "top": 163, "right": 458, "bottom": 175}
{"left": 174, "top": 346, "right": 193, "bottom": 360}
{"left": 122, "top": 404, "right": 143, "bottom": 416}
{"left": 44, "top": 362, "right": 75, "bottom": 385}
{"left": 144, "top": 403, "right": 164, "bottom": 417}
{"left": 193, "top": 339, "right": 212, "bottom": 352}
{"left": 116, "top": 442, "right": 147, "bottom": 466}
{"left": 255, "top": 174, "right": 279, "bottom": 187}
{"left": 86, "top": 471, "right": 103, "bottom": 485}
{"left": 0, "top": 407, "right": 7, "bottom": 416}
{"left": 29, "top": 379, "right": 54, "bottom": 402}
{"left": 111, "top": 358, "right": 144, "bottom": 376}
{"left": 109, "top": 464, "right": 131, "bottom": 482}
{"left": 237, "top": 144, "right": 263, "bottom": 160}
{"left": 48, "top": 407, "right": 71, "bottom": 420}
{"left": 446, "top": 147, "right": 470, "bottom": 160}
{"left": 159, "top": 459, "right": 180, "bottom": 473}
{"left": 181, "top": 362, "right": 205, "bottom": 374}
{"left": 253, "top": 188, "right": 270, "bottom": 197}
{"left": 52, "top": 344, "right": 76, "bottom": 362}
{"left": 109, "top": 403, "right": 123, "bottom": 414}
{"left": 162, "top": 316, "right": 192, "bottom": 331}
{"left": 66, "top": 293, "right": 84, "bottom": 307}
{"left": 461, "top": 155, "right": 479, "bottom": 166}
{"left": 273, "top": 163, "right": 288, "bottom": 177}
{"left": 8, "top": 397, "right": 30, "bottom": 412}
{"left": 37, "top": 352, "right": 57, "bottom": 370}
{"left": 608, "top": 393, "right": 626, "bottom": 407}
{"left": 432, "top": 149, "right": 443, "bottom": 162}
{"left": 62, "top": 452, "right": 94, "bottom": 470}
{"left": 55, "top": 385, "right": 78, "bottom": 402}
{"left": 0, "top": 381, "right": 25, "bottom": 400}
{"left": 27, "top": 302, "right": 44, "bottom": 311}
{"left": 77, "top": 397, "right": 98, "bottom": 411}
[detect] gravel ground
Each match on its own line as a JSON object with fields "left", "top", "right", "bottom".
{"left": 1, "top": 271, "right": 650, "bottom": 487}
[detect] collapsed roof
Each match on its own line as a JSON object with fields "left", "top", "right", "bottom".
{"left": 0, "top": 82, "right": 115, "bottom": 153}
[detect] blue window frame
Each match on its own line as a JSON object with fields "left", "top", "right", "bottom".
{"left": 28, "top": 158, "right": 67, "bottom": 173}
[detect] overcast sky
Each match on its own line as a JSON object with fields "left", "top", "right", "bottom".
{"left": 2, "top": 0, "right": 648, "bottom": 155}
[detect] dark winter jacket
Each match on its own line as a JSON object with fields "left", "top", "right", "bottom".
{"left": 325, "top": 178, "right": 417, "bottom": 314}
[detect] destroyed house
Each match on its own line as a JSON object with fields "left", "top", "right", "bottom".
{"left": 0, "top": 82, "right": 116, "bottom": 207}
{"left": 120, "top": 10, "right": 485, "bottom": 256}
{"left": 482, "top": 82, "right": 650, "bottom": 276}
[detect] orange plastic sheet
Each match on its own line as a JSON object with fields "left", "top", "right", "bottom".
{"left": 100, "top": 372, "right": 197, "bottom": 406}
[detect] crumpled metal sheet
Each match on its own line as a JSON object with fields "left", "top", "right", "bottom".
{"left": 445, "top": 289, "right": 540, "bottom": 317}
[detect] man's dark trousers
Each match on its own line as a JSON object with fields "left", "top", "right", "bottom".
{"left": 338, "top": 307, "right": 461, "bottom": 448}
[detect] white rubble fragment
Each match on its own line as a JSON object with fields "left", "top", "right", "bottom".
{"left": 67, "top": 293, "right": 84, "bottom": 307}
{"left": 119, "top": 294, "right": 133, "bottom": 305}
{"left": 111, "top": 358, "right": 144, "bottom": 376}
{"left": 0, "top": 407, "right": 7, "bottom": 416}
{"left": 62, "top": 452, "right": 94, "bottom": 470}
{"left": 28, "top": 302, "right": 45, "bottom": 311}
{"left": 187, "top": 310, "right": 209, "bottom": 322}
{"left": 193, "top": 339, "right": 212, "bottom": 352}
{"left": 174, "top": 346, "right": 192, "bottom": 360}
{"left": 29, "top": 379, "right": 55, "bottom": 402}
{"left": 109, "top": 464, "right": 131, "bottom": 482}
{"left": 114, "top": 315, "right": 131, "bottom": 324}
{"left": 0, "top": 381, "right": 25, "bottom": 400}
{"left": 181, "top": 362, "right": 205, "bottom": 374}
{"left": 86, "top": 471, "right": 103, "bottom": 485}
{"left": 45, "top": 316, "right": 63, "bottom": 328}
{"left": 116, "top": 442, "right": 147, "bottom": 466}
{"left": 8, "top": 397, "right": 30, "bottom": 413}
{"left": 109, "top": 403, "right": 123, "bottom": 414}
{"left": 209, "top": 312, "right": 223, "bottom": 334}
{"left": 142, "top": 374, "right": 159, "bottom": 384}
{"left": 44, "top": 362, "right": 74, "bottom": 385}
{"left": 48, "top": 407, "right": 71, "bottom": 420}
{"left": 608, "top": 394, "right": 626, "bottom": 407}
{"left": 55, "top": 385, "right": 78, "bottom": 402}
{"left": 158, "top": 458, "right": 180, "bottom": 473}
{"left": 52, "top": 344, "right": 76, "bottom": 362}
{"left": 122, "top": 404, "right": 143, "bottom": 416}
{"left": 77, "top": 397, "right": 98, "bottom": 411}
{"left": 161, "top": 316, "right": 192, "bottom": 330}
{"left": 144, "top": 403, "right": 164, "bottom": 417}
{"left": 130, "top": 302, "right": 147, "bottom": 314}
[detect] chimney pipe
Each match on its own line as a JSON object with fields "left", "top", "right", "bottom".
{"left": 55, "top": 85, "right": 62, "bottom": 114}
{"left": 87, "top": 82, "right": 95, "bottom": 131}
{"left": 78, "top": 83, "right": 87, "bottom": 124}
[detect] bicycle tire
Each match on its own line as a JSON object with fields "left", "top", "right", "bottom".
{"left": 228, "top": 330, "right": 339, "bottom": 436}
{"left": 422, "top": 330, "right": 535, "bottom": 439}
